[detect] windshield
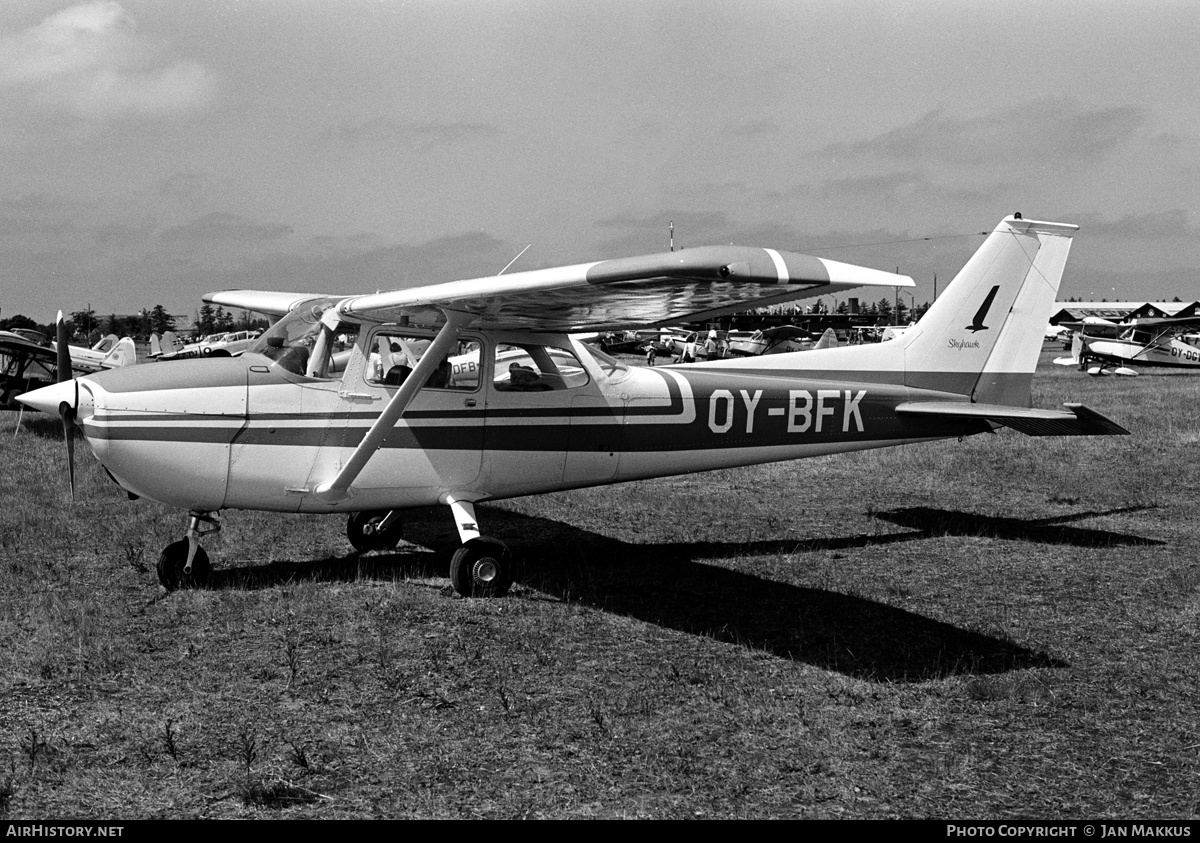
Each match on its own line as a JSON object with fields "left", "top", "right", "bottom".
{"left": 247, "top": 299, "right": 346, "bottom": 377}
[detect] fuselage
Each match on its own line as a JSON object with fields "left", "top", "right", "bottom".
{"left": 61, "top": 328, "right": 984, "bottom": 514}
{"left": 1085, "top": 336, "right": 1200, "bottom": 369}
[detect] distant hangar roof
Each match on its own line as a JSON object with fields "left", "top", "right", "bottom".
{"left": 1049, "top": 301, "right": 1200, "bottom": 324}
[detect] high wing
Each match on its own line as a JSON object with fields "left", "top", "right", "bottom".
{"left": 1062, "top": 316, "right": 1200, "bottom": 336}
{"left": 338, "top": 246, "right": 912, "bottom": 330}
{"left": 202, "top": 290, "right": 338, "bottom": 319}
{"left": 1125, "top": 316, "right": 1200, "bottom": 332}
{"left": 209, "top": 247, "right": 912, "bottom": 332}
{"left": 0, "top": 332, "right": 56, "bottom": 363}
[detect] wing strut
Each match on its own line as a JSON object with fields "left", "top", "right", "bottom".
{"left": 313, "top": 310, "right": 471, "bottom": 503}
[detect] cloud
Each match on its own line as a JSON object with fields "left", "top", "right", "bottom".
{"left": 594, "top": 210, "right": 729, "bottom": 232}
{"left": 0, "top": 1, "right": 215, "bottom": 118}
{"left": 823, "top": 97, "right": 1148, "bottom": 166}
{"left": 1074, "top": 209, "right": 1196, "bottom": 239}
{"left": 155, "top": 212, "right": 292, "bottom": 245}
{"left": 332, "top": 118, "right": 498, "bottom": 152}
{"left": 726, "top": 118, "right": 780, "bottom": 139}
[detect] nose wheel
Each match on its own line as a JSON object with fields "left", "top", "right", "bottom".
{"left": 157, "top": 511, "right": 219, "bottom": 591}
{"left": 157, "top": 540, "right": 211, "bottom": 590}
{"left": 346, "top": 510, "right": 404, "bottom": 553}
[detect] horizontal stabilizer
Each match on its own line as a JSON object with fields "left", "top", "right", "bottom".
{"left": 896, "top": 401, "right": 1129, "bottom": 436}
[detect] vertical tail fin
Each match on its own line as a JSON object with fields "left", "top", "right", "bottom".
{"left": 101, "top": 337, "right": 137, "bottom": 368}
{"left": 898, "top": 215, "right": 1078, "bottom": 405}
{"left": 812, "top": 327, "right": 838, "bottom": 349}
{"left": 714, "top": 214, "right": 1077, "bottom": 410}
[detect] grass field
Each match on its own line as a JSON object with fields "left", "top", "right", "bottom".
{"left": 0, "top": 349, "right": 1196, "bottom": 819}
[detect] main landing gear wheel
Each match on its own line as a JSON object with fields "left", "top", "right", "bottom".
{"left": 156, "top": 539, "right": 211, "bottom": 591}
{"left": 449, "top": 538, "right": 513, "bottom": 598}
{"left": 346, "top": 510, "right": 404, "bottom": 553}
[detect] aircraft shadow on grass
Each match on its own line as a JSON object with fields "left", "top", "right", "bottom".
{"left": 871, "top": 505, "right": 1164, "bottom": 548}
{"left": 208, "top": 503, "right": 1161, "bottom": 681}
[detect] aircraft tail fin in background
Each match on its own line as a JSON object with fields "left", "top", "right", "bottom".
{"left": 812, "top": 327, "right": 838, "bottom": 350}
{"left": 101, "top": 337, "right": 137, "bottom": 368}
{"left": 895, "top": 215, "right": 1078, "bottom": 405}
{"left": 151, "top": 331, "right": 183, "bottom": 358}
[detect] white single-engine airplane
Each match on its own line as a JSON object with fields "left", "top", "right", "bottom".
{"left": 19, "top": 214, "right": 1128, "bottom": 596}
{"left": 150, "top": 329, "right": 262, "bottom": 361}
{"left": 1054, "top": 316, "right": 1200, "bottom": 375}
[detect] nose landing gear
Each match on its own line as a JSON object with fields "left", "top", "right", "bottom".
{"left": 346, "top": 509, "right": 404, "bottom": 553}
{"left": 156, "top": 511, "right": 220, "bottom": 590}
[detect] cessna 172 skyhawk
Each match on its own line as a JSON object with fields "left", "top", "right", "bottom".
{"left": 19, "top": 214, "right": 1127, "bottom": 596}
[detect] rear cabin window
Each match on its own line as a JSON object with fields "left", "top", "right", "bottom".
{"left": 492, "top": 343, "right": 589, "bottom": 391}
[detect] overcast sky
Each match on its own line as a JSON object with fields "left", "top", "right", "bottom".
{"left": 2, "top": 0, "right": 1198, "bottom": 323}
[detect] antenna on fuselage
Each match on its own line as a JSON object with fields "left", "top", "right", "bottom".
{"left": 498, "top": 244, "right": 531, "bottom": 276}
{"left": 669, "top": 220, "right": 674, "bottom": 252}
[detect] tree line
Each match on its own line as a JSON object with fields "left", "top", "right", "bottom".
{"left": 1, "top": 305, "right": 268, "bottom": 343}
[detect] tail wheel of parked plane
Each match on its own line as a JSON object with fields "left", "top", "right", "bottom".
{"left": 156, "top": 539, "right": 211, "bottom": 591}
{"left": 449, "top": 538, "right": 513, "bottom": 598}
{"left": 346, "top": 510, "right": 404, "bottom": 553}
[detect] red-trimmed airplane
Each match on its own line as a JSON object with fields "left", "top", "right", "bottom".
{"left": 19, "top": 215, "right": 1128, "bottom": 595}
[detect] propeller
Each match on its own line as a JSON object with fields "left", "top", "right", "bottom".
{"left": 54, "top": 312, "right": 77, "bottom": 501}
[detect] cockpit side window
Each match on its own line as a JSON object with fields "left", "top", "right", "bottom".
{"left": 365, "top": 331, "right": 482, "bottom": 391}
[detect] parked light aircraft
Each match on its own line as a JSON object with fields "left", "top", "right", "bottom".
{"left": 1, "top": 320, "right": 135, "bottom": 409}
{"left": 19, "top": 215, "right": 1128, "bottom": 596}
{"left": 150, "top": 329, "right": 262, "bottom": 361}
{"left": 1053, "top": 316, "right": 1200, "bottom": 375}
{"left": 725, "top": 325, "right": 839, "bottom": 356}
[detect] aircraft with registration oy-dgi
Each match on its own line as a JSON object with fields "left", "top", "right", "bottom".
{"left": 18, "top": 213, "right": 1129, "bottom": 596}
{"left": 1053, "top": 316, "right": 1200, "bottom": 376}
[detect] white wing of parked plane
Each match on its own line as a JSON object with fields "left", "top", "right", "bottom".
{"left": 202, "top": 290, "right": 338, "bottom": 319}
{"left": 205, "top": 248, "right": 911, "bottom": 333}
{"left": 338, "top": 247, "right": 912, "bottom": 331}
